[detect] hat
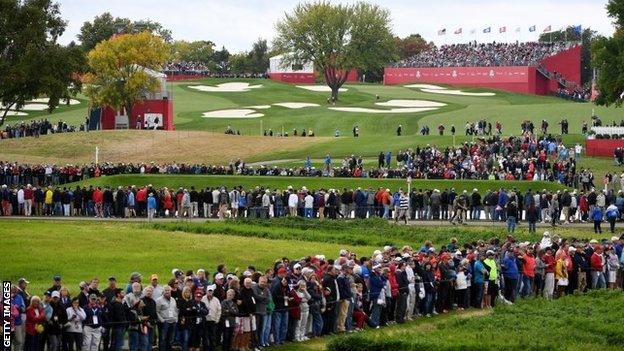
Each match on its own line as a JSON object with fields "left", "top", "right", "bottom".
{"left": 611, "top": 236, "right": 619, "bottom": 242}
{"left": 53, "top": 275, "right": 62, "bottom": 281}
{"left": 130, "top": 272, "right": 142, "bottom": 279}
{"left": 568, "top": 247, "right": 577, "bottom": 253}
{"left": 277, "top": 267, "right": 287, "bottom": 275}
{"left": 242, "top": 270, "right": 252, "bottom": 277}
{"left": 486, "top": 250, "right": 495, "bottom": 256}
{"left": 206, "top": 284, "right": 216, "bottom": 292}
{"left": 214, "top": 273, "right": 224, "bottom": 280}
{"left": 51, "top": 291, "right": 60, "bottom": 298}
{"left": 589, "top": 239, "right": 599, "bottom": 244}
{"left": 172, "top": 269, "right": 182, "bottom": 277}
{"left": 394, "top": 257, "right": 403, "bottom": 262}
{"left": 373, "top": 264, "right": 382, "bottom": 270}
{"left": 293, "top": 263, "right": 302, "bottom": 270}
{"left": 150, "top": 274, "right": 158, "bottom": 281}
{"left": 18, "top": 278, "right": 29, "bottom": 284}
{"left": 108, "top": 276, "right": 117, "bottom": 281}
{"left": 89, "top": 294, "right": 98, "bottom": 300}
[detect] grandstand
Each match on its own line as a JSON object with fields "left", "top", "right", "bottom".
{"left": 384, "top": 41, "right": 582, "bottom": 96}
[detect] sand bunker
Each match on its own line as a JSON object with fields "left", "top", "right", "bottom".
{"left": 296, "top": 85, "right": 348, "bottom": 92}
{"left": 420, "top": 89, "right": 496, "bottom": 96}
{"left": 29, "top": 98, "right": 81, "bottom": 105}
{"left": 273, "top": 102, "right": 320, "bottom": 109}
{"left": 247, "top": 105, "right": 272, "bottom": 109}
{"left": 189, "top": 82, "right": 263, "bottom": 92}
{"left": 404, "top": 84, "right": 445, "bottom": 90}
{"left": 329, "top": 107, "right": 438, "bottom": 114}
{"left": 375, "top": 99, "right": 446, "bottom": 108}
{"left": 202, "top": 109, "right": 264, "bottom": 118}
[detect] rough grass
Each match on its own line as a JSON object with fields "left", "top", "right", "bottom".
{"left": 0, "top": 130, "right": 323, "bottom": 164}
{"left": 0, "top": 219, "right": 377, "bottom": 295}
{"left": 324, "top": 290, "right": 624, "bottom": 351}
{"left": 69, "top": 174, "right": 566, "bottom": 193}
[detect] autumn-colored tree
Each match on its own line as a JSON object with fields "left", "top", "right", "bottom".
{"left": 274, "top": 1, "right": 395, "bottom": 101}
{"left": 84, "top": 32, "right": 170, "bottom": 118}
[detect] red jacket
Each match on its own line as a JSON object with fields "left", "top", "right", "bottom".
{"left": 25, "top": 306, "right": 46, "bottom": 336}
{"left": 590, "top": 253, "right": 603, "bottom": 271}
{"left": 522, "top": 254, "right": 536, "bottom": 278}
{"left": 543, "top": 254, "right": 555, "bottom": 273}
{"left": 92, "top": 189, "right": 103, "bottom": 203}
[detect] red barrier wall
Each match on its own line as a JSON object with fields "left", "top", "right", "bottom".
{"left": 269, "top": 73, "right": 316, "bottom": 84}
{"left": 586, "top": 139, "right": 624, "bottom": 157}
{"left": 540, "top": 45, "right": 582, "bottom": 85}
{"left": 166, "top": 74, "right": 209, "bottom": 81}
{"left": 384, "top": 66, "right": 534, "bottom": 94}
{"left": 101, "top": 98, "right": 174, "bottom": 130}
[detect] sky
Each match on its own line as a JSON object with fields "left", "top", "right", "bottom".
{"left": 56, "top": 0, "right": 616, "bottom": 52}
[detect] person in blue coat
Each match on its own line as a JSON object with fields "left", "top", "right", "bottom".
{"left": 590, "top": 206, "right": 603, "bottom": 233}
{"left": 501, "top": 251, "right": 519, "bottom": 302}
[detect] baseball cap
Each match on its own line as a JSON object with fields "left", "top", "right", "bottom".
{"left": 214, "top": 273, "right": 224, "bottom": 280}
{"left": 206, "top": 284, "right": 216, "bottom": 292}
{"left": 108, "top": 276, "right": 117, "bottom": 281}
{"left": 89, "top": 294, "right": 98, "bottom": 300}
{"left": 150, "top": 274, "right": 158, "bottom": 281}
{"left": 51, "top": 291, "right": 60, "bottom": 298}
{"left": 53, "top": 275, "right": 62, "bottom": 281}
{"left": 18, "top": 278, "right": 29, "bottom": 284}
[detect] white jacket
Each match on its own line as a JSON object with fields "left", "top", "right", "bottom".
{"left": 65, "top": 307, "right": 86, "bottom": 333}
{"left": 201, "top": 296, "right": 222, "bottom": 323}
{"left": 156, "top": 296, "right": 178, "bottom": 323}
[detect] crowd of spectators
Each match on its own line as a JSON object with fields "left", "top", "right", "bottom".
{"left": 1, "top": 120, "right": 78, "bottom": 140}
{"left": 162, "top": 61, "right": 210, "bottom": 75}
{"left": 8, "top": 232, "right": 624, "bottom": 351}
{"left": 556, "top": 87, "right": 591, "bottom": 102}
{"left": 395, "top": 41, "right": 571, "bottom": 68}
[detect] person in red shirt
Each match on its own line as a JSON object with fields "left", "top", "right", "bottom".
{"left": 92, "top": 187, "right": 103, "bottom": 218}
{"left": 25, "top": 296, "right": 46, "bottom": 351}
{"left": 542, "top": 248, "right": 556, "bottom": 299}
{"left": 590, "top": 246, "right": 606, "bottom": 289}
{"left": 519, "top": 249, "right": 536, "bottom": 298}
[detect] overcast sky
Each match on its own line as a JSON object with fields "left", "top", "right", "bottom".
{"left": 57, "top": 0, "right": 615, "bottom": 52}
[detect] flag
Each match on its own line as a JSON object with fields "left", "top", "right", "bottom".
{"left": 438, "top": 28, "right": 446, "bottom": 35}
{"left": 543, "top": 25, "right": 552, "bottom": 33}
{"left": 470, "top": 28, "right": 476, "bottom": 35}
{"left": 483, "top": 27, "right": 491, "bottom": 33}
{"left": 454, "top": 28, "right": 462, "bottom": 35}
{"left": 529, "top": 25, "right": 536, "bottom": 32}
{"left": 573, "top": 25, "right": 582, "bottom": 34}
{"left": 499, "top": 26, "right": 506, "bottom": 33}
{"left": 515, "top": 27, "right": 521, "bottom": 33}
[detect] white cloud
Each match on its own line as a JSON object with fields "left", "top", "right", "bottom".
{"left": 57, "top": 0, "right": 615, "bottom": 52}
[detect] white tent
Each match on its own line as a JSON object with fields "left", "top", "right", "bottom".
{"left": 269, "top": 54, "right": 313, "bottom": 74}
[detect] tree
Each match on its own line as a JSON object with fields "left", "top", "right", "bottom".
{"left": 229, "top": 53, "right": 252, "bottom": 74}
{"left": 170, "top": 40, "right": 216, "bottom": 65}
{"left": 0, "top": 0, "right": 85, "bottom": 126}
{"left": 213, "top": 46, "right": 231, "bottom": 74}
{"left": 538, "top": 26, "right": 597, "bottom": 84}
{"left": 592, "top": 0, "right": 624, "bottom": 106}
{"left": 78, "top": 12, "right": 172, "bottom": 52}
{"left": 395, "top": 34, "right": 432, "bottom": 60}
{"left": 274, "top": 1, "right": 395, "bottom": 101}
{"left": 84, "top": 32, "right": 169, "bottom": 119}
{"left": 248, "top": 38, "right": 270, "bottom": 74}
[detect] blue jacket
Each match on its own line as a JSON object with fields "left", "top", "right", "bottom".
{"left": 368, "top": 273, "right": 386, "bottom": 300}
{"left": 502, "top": 255, "right": 519, "bottom": 280}
{"left": 590, "top": 207, "right": 603, "bottom": 221}
{"left": 147, "top": 196, "right": 157, "bottom": 210}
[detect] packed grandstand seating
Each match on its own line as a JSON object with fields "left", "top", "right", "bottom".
{"left": 556, "top": 87, "right": 591, "bottom": 102}
{"left": 162, "top": 61, "right": 210, "bottom": 74}
{"left": 394, "top": 41, "right": 572, "bottom": 68}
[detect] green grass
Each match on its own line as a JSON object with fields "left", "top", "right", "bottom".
{"left": 322, "top": 290, "right": 624, "bottom": 351}
{"left": 153, "top": 217, "right": 609, "bottom": 249}
{"left": 0, "top": 220, "right": 378, "bottom": 295}
{"left": 70, "top": 174, "right": 566, "bottom": 193}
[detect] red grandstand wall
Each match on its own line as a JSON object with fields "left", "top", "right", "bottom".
{"left": 585, "top": 139, "right": 624, "bottom": 157}
{"left": 540, "top": 45, "right": 582, "bottom": 85}
{"left": 269, "top": 73, "right": 316, "bottom": 84}
{"left": 384, "top": 66, "right": 534, "bottom": 94}
{"left": 100, "top": 98, "right": 174, "bottom": 131}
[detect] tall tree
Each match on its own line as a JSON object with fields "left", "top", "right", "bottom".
{"left": 229, "top": 53, "right": 252, "bottom": 74}
{"left": 213, "top": 46, "right": 231, "bottom": 74}
{"left": 0, "top": 0, "right": 85, "bottom": 126}
{"left": 592, "top": 0, "right": 624, "bottom": 106}
{"left": 248, "top": 38, "right": 270, "bottom": 74}
{"left": 538, "top": 26, "right": 597, "bottom": 84}
{"left": 84, "top": 32, "right": 169, "bottom": 119}
{"left": 78, "top": 12, "right": 172, "bottom": 52}
{"left": 395, "top": 34, "right": 432, "bottom": 60}
{"left": 274, "top": 1, "right": 395, "bottom": 101}
{"left": 170, "top": 40, "right": 216, "bottom": 65}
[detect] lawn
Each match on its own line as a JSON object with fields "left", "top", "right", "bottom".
{"left": 0, "top": 219, "right": 378, "bottom": 295}
{"left": 320, "top": 290, "right": 624, "bottom": 351}
{"left": 70, "top": 174, "right": 566, "bottom": 193}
